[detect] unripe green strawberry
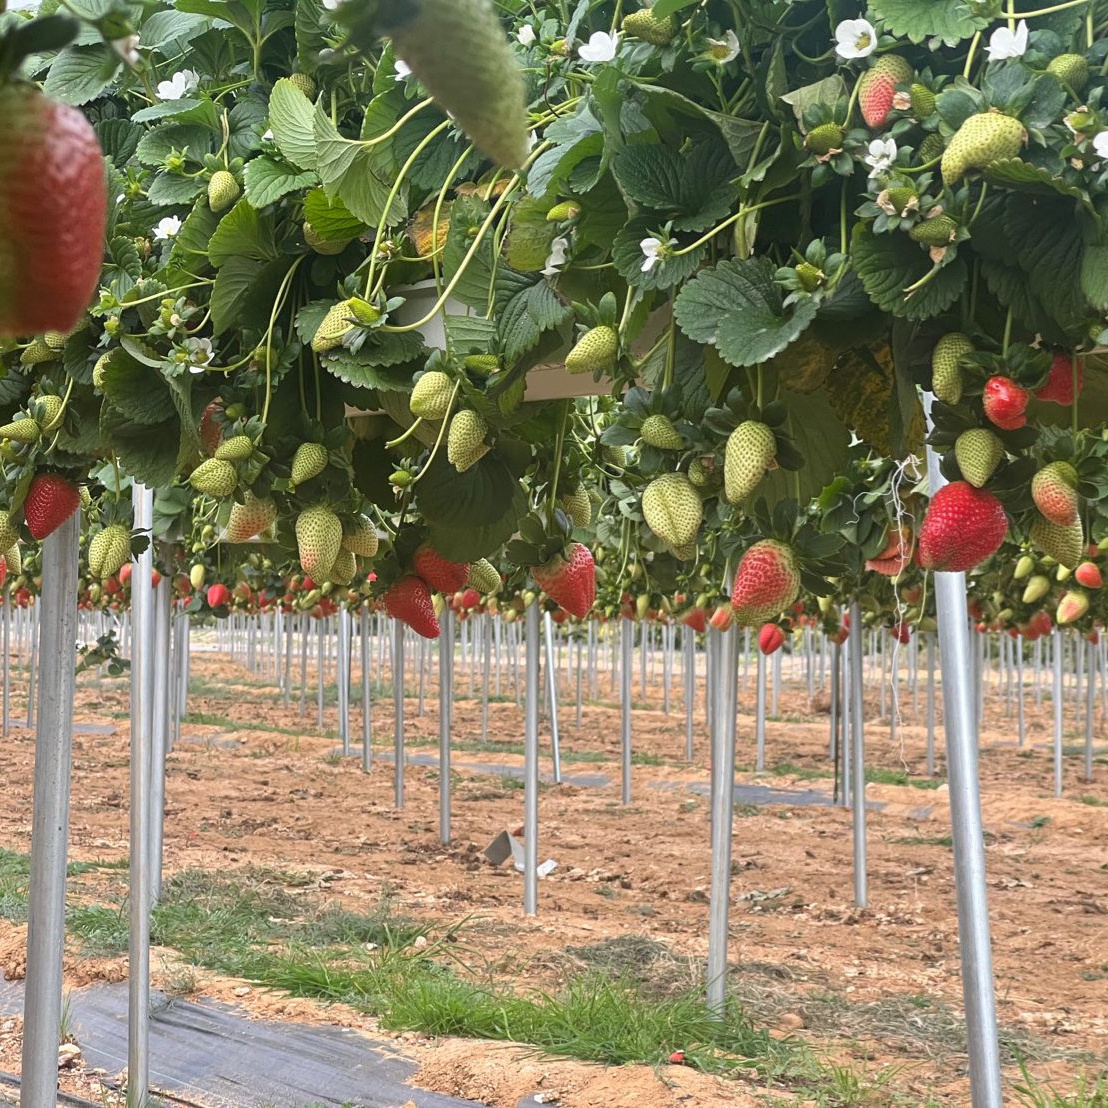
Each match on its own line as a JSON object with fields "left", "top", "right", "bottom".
{"left": 857, "top": 55, "right": 913, "bottom": 128}
{"left": 467, "top": 557, "right": 501, "bottom": 594}
{"left": 546, "top": 201, "right": 581, "bottom": 222}
{"left": 1031, "top": 461, "right": 1079, "bottom": 525}
{"left": 1022, "top": 574, "right": 1052, "bottom": 605}
{"left": 1014, "top": 554, "right": 1036, "bottom": 580}
{"left": 931, "top": 333, "right": 973, "bottom": 405}
{"left": 640, "top": 413, "right": 684, "bottom": 450}
{"left": 1030, "top": 514, "right": 1084, "bottom": 569}
{"left": 189, "top": 563, "right": 206, "bottom": 591}
{"left": 311, "top": 300, "right": 356, "bottom": 352}
{"left": 642, "top": 472, "right": 702, "bottom": 549}
{"left": 88, "top": 523, "right": 131, "bottom": 579}
{"left": 687, "top": 457, "right": 716, "bottom": 488}
{"left": 909, "top": 83, "right": 936, "bottom": 118}
{"left": 0, "top": 518, "right": 16, "bottom": 563}
{"left": 20, "top": 338, "right": 55, "bottom": 366}
{"left": 34, "top": 394, "right": 63, "bottom": 432}
{"left": 1057, "top": 589, "right": 1089, "bottom": 625}
{"left": 622, "top": 7, "right": 677, "bottom": 45}
{"left": 214, "top": 434, "right": 254, "bottom": 462}
{"left": 341, "top": 515, "right": 379, "bottom": 558}
{"left": 304, "top": 222, "right": 348, "bottom": 255}
{"left": 731, "top": 540, "right": 801, "bottom": 626}
{"left": 884, "top": 186, "right": 917, "bottom": 216}
{"left": 795, "top": 262, "right": 823, "bottom": 291}
{"left": 207, "top": 170, "right": 240, "bottom": 214}
{"left": 3, "top": 542, "right": 21, "bottom": 577}
{"left": 918, "top": 133, "right": 945, "bottom": 163}
{"left": 286, "top": 72, "right": 317, "bottom": 99}
{"left": 43, "top": 327, "right": 76, "bottom": 351}
{"left": 954, "top": 428, "right": 1004, "bottom": 488}
{"left": 0, "top": 85, "right": 107, "bottom": 338}
{"left": 669, "top": 541, "right": 697, "bottom": 561}
{"left": 290, "top": 441, "right": 328, "bottom": 486}
{"left": 379, "top": 0, "right": 530, "bottom": 168}
{"left": 941, "top": 112, "right": 1025, "bottom": 186}
{"left": 0, "top": 418, "right": 41, "bottom": 444}
{"left": 447, "top": 409, "right": 490, "bottom": 471}
{"left": 92, "top": 353, "right": 113, "bottom": 389}
{"left": 223, "top": 493, "right": 277, "bottom": 543}
{"left": 566, "top": 325, "right": 618, "bottom": 374}
{"left": 296, "top": 505, "right": 342, "bottom": 581}
{"left": 410, "top": 370, "right": 454, "bottom": 419}
{"left": 561, "top": 484, "right": 592, "bottom": 529}
{"left": 724, "top": 420, "right": 776, "bottom": 504}
{"left": 190, "top": 458, "right": 237, "bottom": 497}
{"left": 805, "top": 122, "right": 844, "bottom": 155}
{"left": 910, "top": 214, "right": 958, "bottom": 246}
{"left": 463, "top": 354, "right": 500, "bottom": 377}
{"left": 1047, "top": 53, "right": 1089, "bottom": 92}
{"left": 330, "top": 548, "right": 357, "bottom": 587}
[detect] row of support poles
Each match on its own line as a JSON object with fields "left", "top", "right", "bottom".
{"left": 21, "top": 511, "right": 79, "bottom": 1108}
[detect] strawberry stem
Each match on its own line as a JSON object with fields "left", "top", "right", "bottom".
{"left": 409, "top": 381, "right": 462, "bottom": 487}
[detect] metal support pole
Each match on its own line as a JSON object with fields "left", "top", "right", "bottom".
{"left": 523, "top": 604, "right": 540, "bottom": 916}
{"left": 850, "top": 599, "right": 867, "bottom": 909}
{"left": 755, "top": 650, "right": 766, "bottom": 772}
{"left": 360, "top": 607, "right": 372, "bottom": 773}
{"left": 21, "top": 511, "right": 79, "bottom": 1108}
{"left": 128, "top": 486, "right": 154, "bottom": 1107}
{"left": 393, "top": 620, "right": 405, "bottom": 808}
{"left": 439, "top": 609, "right": 453, "bottom": 843}
{"left": 621, "top": 618, "right": 633, "bottom": 804}
{"left": 544, "top": 612, "right": 562, "bottom": 784}
{"left": 926, "top": 633, "right": 936, "bottom": 777}
{"left": 706, "top": 625, "right": 737, "bottom": 1014}
{"left": 1054, "top": 629, "right": 1064, "bottom": 798}
{"left": 925, "top": 401, "right": 1004, "bottom": 1108}
{"left": 684, "top": 629, "right": 695, "bottom": 762}
{"left": 149, "top": 568, "right": 171, "bottom": 903}
{"left": 1085, "top": 637, "right": 1095, "bottom": 783}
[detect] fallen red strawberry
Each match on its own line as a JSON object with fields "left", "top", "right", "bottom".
{"left": 0, "top": 84, "right": 107, "bottom": 336}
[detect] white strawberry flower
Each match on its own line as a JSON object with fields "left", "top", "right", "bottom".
{"left": 579, "top": 31, "right": 619, "bottom": 63}
{"left": 706, "top": 31, "right": 740, "bottom": 65}
{"left": 185, "top": 337, "right": 214, "bottom": 373}
{"left": 322, "top": 0, "right": 345, "bottom": 10}
{"left": 834, "top": 19, "right": 877, "bottom": 60}
{"left": 153, "top": 216, "right": 183, "bottom": 241}
{"left": 864, "top": 137, "right": 897, "bottom": 178}
{"left": 543, "top": 236, "right": 570, "bottom": 277}
{"left": 156, "top": 69, "right": 199, "bottom": 101}
{"left": 394, "top": 59, "right": 412, "bottom": 82}
{"left": 110, "top": 34, "right": 141, "bottom": 66}
{"left": 517, "top": 24, "right": 537, "bottom": 46}
{"left": 1092, "top": 131, "right": 1108, "bottom": 160}
{"left": 640, "top": 235, "right": 676, "bottom": 273}
{"left": 986, "top": 20, "right": 1029, "bottom": 61}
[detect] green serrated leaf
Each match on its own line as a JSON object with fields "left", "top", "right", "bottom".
{"left": 983, "top": 158, "right": 1092, "bottom": 210}
{"left": 673, "top": 257, "right": 818, "bottom": 367}
{"left": 207, "top": 198, "right": 278, "bottom": 266}
{"left": 269, "top": 78, "right": 318, "bottom": 170}
{"left": 869, "top": 0, "right": 991, "bottom": 45}
{"left": 303, "top": 189, "right": 367, "bottom": 241}
{"left": 101, "top": 357, "right": 175, "bottom": 425}
{"left": 851, "top": 224, "right": 967, "bottom": 321}
{"left": 243, "top": 156, "right": 317, "bottom": 209}
{"left": 42, "top": 43, "right": 118, "bottom": 105}
{"left": 496, "top": 274, "right": 574, "bottom": 364}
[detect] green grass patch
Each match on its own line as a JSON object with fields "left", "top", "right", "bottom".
{"left": 763, "top": 763, "right": 945, "bottom": 790}
{"left": 1013, "top": 1057, "right": 1108, "bottom": 1106}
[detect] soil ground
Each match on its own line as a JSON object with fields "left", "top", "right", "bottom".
{"left": 0, "top": 630, "right": 1104, "bottom": 1107}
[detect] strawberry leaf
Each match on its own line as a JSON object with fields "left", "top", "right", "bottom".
{"left": 869, "top": 0, "right": 990, "bottom": 46}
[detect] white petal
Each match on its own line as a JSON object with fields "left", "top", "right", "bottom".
{"left": 517, "top": 25, "right": 537, "bottom": 46}
{"left": 579, "top": 31, "right": 619, "bottom": 63}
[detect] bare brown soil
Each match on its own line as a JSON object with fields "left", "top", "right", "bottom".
{"left": 0, "top": 638, "right": 1103, "bottom": 1106}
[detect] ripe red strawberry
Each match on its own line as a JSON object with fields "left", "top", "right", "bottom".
{"left": 1075, "top": 561, "right": 1103, "bottom": 589}
{"left": 1031, "top": 462, "right": 1079, "bottom": 526}
{"left": 23, "top": 474, "right": 80, "bottom": 539}
{"left": 917, "top": 482, "right": 1008, "bottom": 571}
{"left": 730, "top": 540, "right": 801, "bottom": 626}
{"left": 0, "top": 85, "right": 107, "bottom": 336}
{"left": 865, "top": 525, "right": 913, "bottom": 576}
{"left": 709, "top": 603, "right": 734, "bottom": 631}
{"left": 758, "top": 623, "right": 786, "bottom": 655}
{"left": 681, "top": 607, "right": 708, "bottom": 634}
{"left": 1036, "top": 352, "right": 1084, "bottom": 405}
{"left": 892, "top": 620, "right": 911, "bottom": 644}
{"left": 533, "top": 542, "right": 596, "bottom": 618}
{"left": 857, "top": 55, "right": 914, "bottom": 129}
{"left": 982, "top": 376, "right": 1029, "bottom": 431}
{"left": 386, "top": 575, "right": 441, "bottom": 638}
{"left": 413, "top": 542, "right": 469, "bottom": 594}
{"left": 206, "top": 583, "right": 230, "bottom": 608}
